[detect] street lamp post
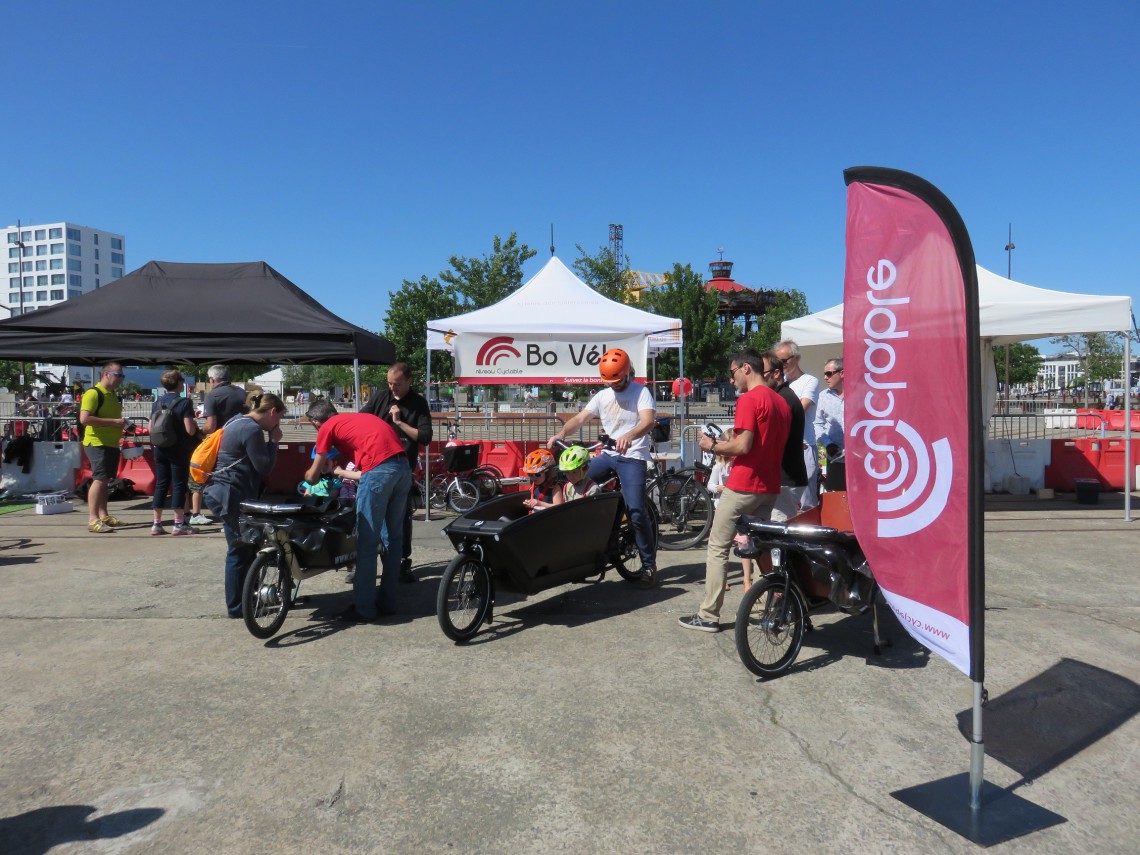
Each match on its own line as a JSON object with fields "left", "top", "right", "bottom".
{"left": 1003, "top": 224, "right": 1016, "bottom": 413}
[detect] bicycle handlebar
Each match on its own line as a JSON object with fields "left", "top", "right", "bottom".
{"left": 552, "top": 434, "right": 615, "bottom": 453}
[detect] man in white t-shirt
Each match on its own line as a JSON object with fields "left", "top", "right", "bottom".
{"left": 549, "top": 348, "right": 658, "bottom": 587}
{"left": 775, "top": 340, "right": 820, "bottom": 511}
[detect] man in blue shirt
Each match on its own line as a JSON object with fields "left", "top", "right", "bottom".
{"left": 814, "top": 358, "right": 845, "bottom": 452}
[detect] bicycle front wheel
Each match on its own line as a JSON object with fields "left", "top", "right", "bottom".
{"left": 653, "top": 473, "right": 714, "bottom": 550}
{"left": 447, "top": 478, "right": 480, "bottom": 514}
{"left": 735, "top": 575, "right": 805, "bottom": 678}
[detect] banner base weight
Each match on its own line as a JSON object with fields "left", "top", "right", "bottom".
{"left": 891, "top": 772, "right": 1065, "bottom": 847}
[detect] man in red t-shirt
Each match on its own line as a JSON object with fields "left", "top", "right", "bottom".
{"left": 679, "top": 348, "right": 791, "bottom": 632}
{"left": 304, "top": 401, "right": 411, "bottom": 623}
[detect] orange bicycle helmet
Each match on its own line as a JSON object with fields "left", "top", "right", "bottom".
{"left": 599, "top": 348, "right": 632, "bottom": 383}
{"left": 523, "top": 448, "right": 556, "bottom": 475}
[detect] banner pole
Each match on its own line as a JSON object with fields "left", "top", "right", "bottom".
{"left": 969, "top": 679, "right": 985, "bottom": 809}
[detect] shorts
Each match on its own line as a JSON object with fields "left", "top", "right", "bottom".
{"left": 83, "top": 445, "right": 121, "bottom": 482}
{"left": 187, "top": 478, "right": 204, "bottom": 494}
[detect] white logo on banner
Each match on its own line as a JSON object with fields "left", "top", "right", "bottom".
{"left": 852, "top": 259, "right": 953, "bottom": 538}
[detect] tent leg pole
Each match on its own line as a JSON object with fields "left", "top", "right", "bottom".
{"left": 678, "top": 349, "right": 686, "bottom": 466}
{"left": 425, "top": 350, "right": 432, "bottom": 523}
{"left": 1125, "top": 335, "right": 1132, "bottom": 522}
{"left": 353, "top": 359, "right": 361, "bottom": 413}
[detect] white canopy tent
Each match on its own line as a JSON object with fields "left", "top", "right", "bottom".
{"left": 781, "top": 264, "right": 1134, "bottom": 516}
{"left": 427, "top": 256, "right": 682, "bottom": 366}
{"left": 423, "top": 256, "right": 685, "bottom": 517}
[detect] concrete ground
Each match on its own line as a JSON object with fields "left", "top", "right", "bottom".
{"left": 0, "top": 490, "right": 1137, "bottom": 854}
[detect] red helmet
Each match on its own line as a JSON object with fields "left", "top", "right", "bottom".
{"left": 524, "top": 448, "right": 556, "bottom": 475}
{"left": 599, "top": 348, "right": 632, "bottom": 383}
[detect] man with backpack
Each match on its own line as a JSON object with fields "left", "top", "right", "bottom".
{"left": 79, "top": 363, "right": 129, "bottom": 533}
{"left": 187, "top": 365, "right": 247, "bottom": 526}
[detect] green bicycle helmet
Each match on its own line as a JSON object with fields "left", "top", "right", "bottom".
{"left": 559, "top": 445, "right": 591, "bottom": 472}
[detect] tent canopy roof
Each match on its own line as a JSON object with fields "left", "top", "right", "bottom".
{"left": 0, "top": 260, "right": 395, "bottom": 365}
{"left": 782, "top": 264, "right": 1132, "bottom": 373}
{"left": 427, "top": 256, "right": 682, "bottom": 354}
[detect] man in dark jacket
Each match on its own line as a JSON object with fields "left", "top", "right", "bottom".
{"left": 362, "top": 362, "right": 433, "bottom": 582}
{"left": 768, "top": 354, "right": 809, "bottom": 521}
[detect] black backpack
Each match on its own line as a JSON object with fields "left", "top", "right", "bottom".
{"left": 77, "top": 388, "right": 105, "bottom": 443}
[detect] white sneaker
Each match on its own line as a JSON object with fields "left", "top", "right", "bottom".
{"left": 188, "top": 514, "right": 213, "bottom": 526}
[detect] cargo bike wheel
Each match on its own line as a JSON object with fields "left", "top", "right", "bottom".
{"left": 437, "top": 554, "right": 492, "bottom": 641}
{"left": 242, "top": 550, "right": 292, "bottom": 639}
{"left": 734, "top": 575, "right": 805, "bottom": 678}
{"left": 610, "top": 500, "right": 659, "bottom": 582}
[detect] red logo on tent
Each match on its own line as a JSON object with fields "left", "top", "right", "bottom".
{"left": 476, "top": 336, "right": 521, "bottom": 366}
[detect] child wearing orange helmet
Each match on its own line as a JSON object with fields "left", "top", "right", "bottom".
{"left": 522, "top": 447, "right": 564, "bottom": 511}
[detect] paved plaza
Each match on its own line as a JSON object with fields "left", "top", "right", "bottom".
{"left": 0, "top": 491, "right": 1137, "bottom": 854}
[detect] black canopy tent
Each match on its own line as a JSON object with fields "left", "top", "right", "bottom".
{"left": 0, "top": 261, "right": 394, "bottom": 367}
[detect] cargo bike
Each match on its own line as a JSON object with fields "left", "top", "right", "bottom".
{"left": 236, "top": 495, "right": 364, "bottom": 639}
{"left": 437, "top": 487, "right": 654, "bottom": 642}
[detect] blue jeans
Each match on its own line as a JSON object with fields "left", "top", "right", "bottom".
{"left": 355, "top": 456, "right": 412, "bottom": 618}
{"left": 151, "top": 448, "right": 190, "bottom": 513}
{"left": 588, "top": 453, "right": 655, "bottom": 568}
{"left": 221, "top": 515, "right": 255, "bottom": 617}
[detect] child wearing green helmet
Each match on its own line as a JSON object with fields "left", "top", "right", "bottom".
{"left": 558, "top": 445, "right": 600, "bottom": 501}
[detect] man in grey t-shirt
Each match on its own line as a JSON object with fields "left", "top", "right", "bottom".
{"left": 203, "top": 365, "right": 248, "bottom": 432}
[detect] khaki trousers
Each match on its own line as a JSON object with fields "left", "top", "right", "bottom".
{"left": 698, "top": 488, "right": 777, "bottom": 621}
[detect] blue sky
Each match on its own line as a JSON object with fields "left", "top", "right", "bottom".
{"left": 5, "top": 2, "right": 1137, "bottom": 347}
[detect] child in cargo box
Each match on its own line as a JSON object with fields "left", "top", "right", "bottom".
{"left": 521, "top": 448, "right": 563, "bottom": 511}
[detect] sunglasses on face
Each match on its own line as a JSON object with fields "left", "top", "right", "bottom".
{"left": 823, "top": 370, "right": 842, "bottom": 378}
{"left": 107, "top": 372, "right": 126, "bottom": 378}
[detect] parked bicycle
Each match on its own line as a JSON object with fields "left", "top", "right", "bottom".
{"left": 645, "top": 423, "right": 719, "bottom": 550}
{"left": 411, "top": 417, "right": 504, "bottom": 513}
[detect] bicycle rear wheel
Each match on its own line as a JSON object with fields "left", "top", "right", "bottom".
{"left": 653, "top": 473, "right": 714, "bottom": 550}
{"left": 471, "top": 465, "right": 502, "bottom": 500}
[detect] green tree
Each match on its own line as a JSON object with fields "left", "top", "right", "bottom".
{"left": 0, "top": 359, "right": 23, "bottom": 390}
{"left": 382, "top": 274, "right": 460, "bottom": 382}
{"left": 992, "top": 342, "right": 1041, "bottom": 387}
{"left": 281, "top": 364, "right": 360, "bottom": 398}
{"left": 644, "top": 263, "right": 736, "bottom": 382}
{"left": 572, "top": 243, "right": 629, "bottom": 302}
{"left": 441, "top": 232, "right": 536, "bottom": 309}
{"left": 745, "top": 289, "right": 811, "bottom": 353}
{"left": 1051, "top": 333, "right": 1125, "bottom": 406}
{"left": 175, "top": 362, "right": 272, "bottom": 387}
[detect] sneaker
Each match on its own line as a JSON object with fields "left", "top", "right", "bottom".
{"left": 171, "top": 522, "right": 197, "bottom": 536}
{"left": 101, "top": 515, "right": 123, "bottom": 527}
{"left": 188, "top": 514, "right": 214, "bottom": 526}
{"left": 335, "top": 605, "right": 375, "bottom": 623}
{"left": 678, "top": 614, "right": 721, "bottom": 633}
{"left": 633, "top": 565, "right": 657, "bottom": 589}
{"left": 88, "top": 519, "right": 114, "bottom": 534}
{"left": 150, "top": 522, "right": 167, "bottom": 536}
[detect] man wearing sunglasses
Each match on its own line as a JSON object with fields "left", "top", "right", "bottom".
{"left": 79, "top": 362, "right": 130, "bottom": 533}
{"left": 679, "top": 349, "right": 790, "bottom": 632}
{"left": 815, "top": 358, "right": 845, "bottom": 452}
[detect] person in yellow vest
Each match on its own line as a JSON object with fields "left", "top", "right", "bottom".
{"left": 79, "top": 363, "right": 129, "bottom": 533}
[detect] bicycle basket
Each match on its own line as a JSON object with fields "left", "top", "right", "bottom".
{"left": 443, "top": 443, "right": 481, "bottom": 472}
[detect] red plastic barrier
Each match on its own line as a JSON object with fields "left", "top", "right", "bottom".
{"left": 1044, "top": 437, "right": 1140, "bottom": 491}
{"left": 480, "top": 440, "right": 524, "bottom": 478}
{"left": 118, "top": 449, "right": 156, "bottom": 496}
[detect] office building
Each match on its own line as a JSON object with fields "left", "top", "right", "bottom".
{"left": 5, "top": 221, "right": 125, "bottom": 315}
